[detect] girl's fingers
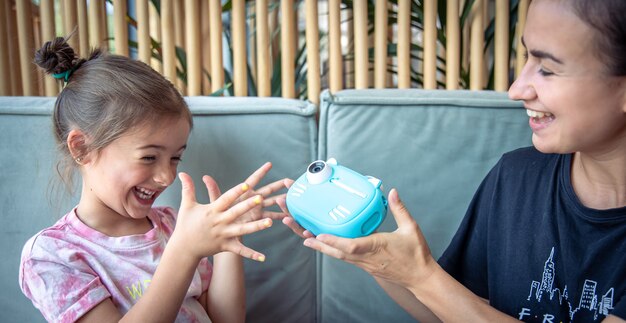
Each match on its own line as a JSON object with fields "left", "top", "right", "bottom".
{"left": 202, "top": 175, "right": 222, "bottom": 203}
{"left": 212, "top": 181, "right": 256, "bottom": 210}
{"left": 227, "top": 243, "right": 267, "bottom": 262}
{"left": 225, "top": 217, "right": 274, "bottom": 237}
{"left": 255, "top": 179, "right": 289, "bottom": 197}
{"left": 244, "top": 162, "right": 273, "bottom": 190}
{"left": 221, "top": 194, "right": 265, "bottom": 223}
{"left": 178, "top": 172, "right": 198, "bottom": 209}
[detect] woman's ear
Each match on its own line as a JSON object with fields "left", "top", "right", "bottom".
{"left": 67, "top": 129, "right": 89, "bottom": 164}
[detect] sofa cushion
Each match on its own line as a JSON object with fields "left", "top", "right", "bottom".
{"left": 0, "top": 96, "right": 318, "bottom": 323}
{"left": 316, "top": 89, "right": 533, "bottom": 322}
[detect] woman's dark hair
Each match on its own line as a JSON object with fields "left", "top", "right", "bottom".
{"left": 570, "top": 0, "right": 626, "bottom": 76}
{"left": 34, "top": 36, "right": 192, "bottom": 192}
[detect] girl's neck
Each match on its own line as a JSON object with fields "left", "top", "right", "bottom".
{"left": 75, "top": 202, "right": 153, "bottom": 237}
{"left": 571, "top": 150, "right": 626, "bottom": 210}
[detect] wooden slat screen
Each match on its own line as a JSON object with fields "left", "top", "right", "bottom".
{"left": 1, "top": 0, "right": 528, "bottom": 98}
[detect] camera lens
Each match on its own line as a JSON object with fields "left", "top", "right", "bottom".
{"left": 306, "top": 160, "right": 332, "bottom": 184}
{"left": 308, "top": 161, "right": 326, "bottom": 174}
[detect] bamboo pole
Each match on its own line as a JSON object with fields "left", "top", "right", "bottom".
{"left": 305, "top": 0, "right": 320, "bottom": 104}
{"left": 88, "top": 0, "right": 105, "bottom": 49}
{"left": 397, "top": 0, "right": 411, "bottom": 88}
{"left": 209, "top": 0, "right": 224, "bottom": 93}
{"left": 136, "top": 0, "right": 151, "bottom": 64}
{"left": 494, "top": 0, "right": 509, "bottom": 91}
{"left": 231, "top": 0, "right": 247, "bottom": 96}
{"left": 281, "top": 0, "right": 295, "bottom": 98}
{"left": 249, "top": 4, "right": 257, "bottom": 89}
{"left": 374, "top": 0, "right": 388, "bottom": 89}
{"left": 344, "top": 8, "right": 353, "bottom": 88}
{"left": 201, "top": 0, "right": 211, "bottom": 94}
{"left": 16, "top": 0, "right": 38, "bottom": 96}
{"left": 515, "top": 0, "right": 530, "bottom": 78}
{"left": 148, "top": 1, "right": 161, "bottom": 72}
{"left": 328, "top": 0, "right": 342, "bottom": 93}
{"left": 185, "top": 0, "right": 201, "bottom": 96}
{"left": 353, "top": 0, "right": 368, "bottom": 89}
{"left": 446, "top": 0, "right": 460, "bottom": 89}
{"left": 63, "top": 0, "right": 78, "bottom": 50}
{"left": 257, "top": 0, "right": 270, "bottom": 97}
{"left": 0, "top": 0, "right": 11, "bottom": 95}
{"left": 423, "top": 0, "right": 437, "bottom": 89}
{"left": 100, "top": 0, "right": 108, "bottom": 50}
{"left": 469, "top": 0, "right": 484, "bottom": 90}
{"left": 40, "top": 0, "right": 59, "bottom": 96}
{"left": 161, "top": 0, "right": 176, "bottom": 84}
{"left": 174, "top": 0, "right": 186, "bottom": 92}
{"left": 6, "top": 1, "right": 22, "bottom": 95}
{"left": 77, "top": 0, "right": 89, "bottom": 56}
{"left": 113, "top": 0, "right": 129, "bottom": 55}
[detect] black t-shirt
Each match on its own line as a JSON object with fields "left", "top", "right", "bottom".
{"left": 439, "top": 147, "right": 626, "bottom": 322}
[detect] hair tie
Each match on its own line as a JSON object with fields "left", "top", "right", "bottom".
{"left": 52, "top": 66, "right": 76, "bottom": 82}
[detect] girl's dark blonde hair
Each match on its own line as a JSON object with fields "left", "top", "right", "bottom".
{"left": 34, "top": 36, "right": 193, "bottom": 193}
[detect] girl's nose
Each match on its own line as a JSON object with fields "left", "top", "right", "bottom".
{"left": 154, "top": 163, "right": 176, "bottom": 187}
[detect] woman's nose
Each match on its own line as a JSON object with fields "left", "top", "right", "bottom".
{"left": 508, "top": 64, "right": 536, "bottom": 102}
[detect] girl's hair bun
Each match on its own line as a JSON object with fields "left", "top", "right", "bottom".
{"left": 34, "top": 36, "right": 79, "bottom": 76}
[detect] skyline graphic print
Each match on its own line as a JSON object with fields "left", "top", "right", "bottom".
{"left": 522, "top": 247, "right": 615, "bottom": 321}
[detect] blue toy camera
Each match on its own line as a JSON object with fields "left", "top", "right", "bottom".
{"left": 286, "top": 158, "right": 388, "bottom": 238}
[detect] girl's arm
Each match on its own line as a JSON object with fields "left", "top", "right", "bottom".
{"left": 206, "top": 252, "right": 246, "bottom": 323}
{"left": 77, "top": 173, "right": 270, "bottom": 323}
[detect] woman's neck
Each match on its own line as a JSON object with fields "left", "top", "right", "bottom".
{"left": 571, "top": 150, "right": 626, "bottom": 210}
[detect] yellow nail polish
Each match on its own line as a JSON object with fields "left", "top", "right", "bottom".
{"left": 264, "top": 219, "right": 272, "bottom": 227}
{"left": 254, "top": 195, "right": 262, "bottom": 204}
{"left": 257, "top": 255, "right": 265, "bottom": 262}
{"left": 242, "top": 183, "right": 249, "bottom": 192}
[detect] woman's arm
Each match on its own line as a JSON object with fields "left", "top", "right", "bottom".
{"left": 302, "top": 188, "right": 520, "bottom": 322}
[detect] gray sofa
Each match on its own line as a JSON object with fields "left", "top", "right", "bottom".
{"left": 0, "top": 89, "right": 532, "bottom": 322}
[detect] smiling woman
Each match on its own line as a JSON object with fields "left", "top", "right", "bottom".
{"left": 281, "top": 0, "right": 626, "bottom": 322}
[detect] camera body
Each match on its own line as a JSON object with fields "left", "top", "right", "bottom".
{"left": 286, "top": 158, "right": 387, "bottom": 238}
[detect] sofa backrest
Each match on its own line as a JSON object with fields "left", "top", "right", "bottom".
{"left": 316, "top": 89, "right": 533, "bottom": 322}
{"left": 0, "top": 96, "right": 318, "bottom": 323}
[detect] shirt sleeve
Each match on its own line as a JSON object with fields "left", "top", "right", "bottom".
{"left": 20, "top": 239, "right": 111, "bottom": 323}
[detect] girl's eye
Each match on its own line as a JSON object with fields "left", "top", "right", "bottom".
{"left": 172, "top": 156, "right": 183, "bottom": 163}
{"left": 142, "top": 156, "right": 156, "bottom": 161}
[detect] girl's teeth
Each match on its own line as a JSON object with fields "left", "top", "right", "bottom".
{"left": 135, "top": 187, "right": 155, "bottom": 200}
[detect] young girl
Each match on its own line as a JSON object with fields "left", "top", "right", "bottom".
{"left": 19, "top": 37, "right": 289, "bottom": 323}
{"left": 282, "top": 0, "right": 626, "bottom": 321}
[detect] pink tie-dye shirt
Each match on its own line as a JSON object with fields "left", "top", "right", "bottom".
{"left": 19, "top": 206, "right": 212, "bottom": 323}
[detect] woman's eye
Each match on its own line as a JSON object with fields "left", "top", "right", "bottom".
{"left": 538, "top": 67, "right": 554, "bottom": 76}
{"left": 142, "top": 156, "right": 156, "bottom": 161}
{"left": 172, "top": 156, "right": 183, "bottom": 162}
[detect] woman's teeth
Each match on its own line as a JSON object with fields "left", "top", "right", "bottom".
{"left": 135, "top": 187, "right": 156, "bottom": 200}
{"left": 526, "top": 109, "right": 554, "bottom": 118}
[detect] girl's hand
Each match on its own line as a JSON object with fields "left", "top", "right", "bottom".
{"left": 170, "top": 172, "right": 273, "bottom": 262}
{"left": 206, "top": 162, "right": 293, "bottom": 224}
{"left": 296, "top": 189, "right": 438, "bottom": 289}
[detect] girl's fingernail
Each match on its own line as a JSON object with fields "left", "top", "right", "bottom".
{"left": 254, "top": 195, "right": 262, "bottom": 204}
{"left": 264, "top": 219, "right": 272, "bottom": 227}
{"left": 242, "top": 183, "right": 249, "bottom": 192}
{"left": 257, "top": 255, "right": 266, "bottom": 262}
